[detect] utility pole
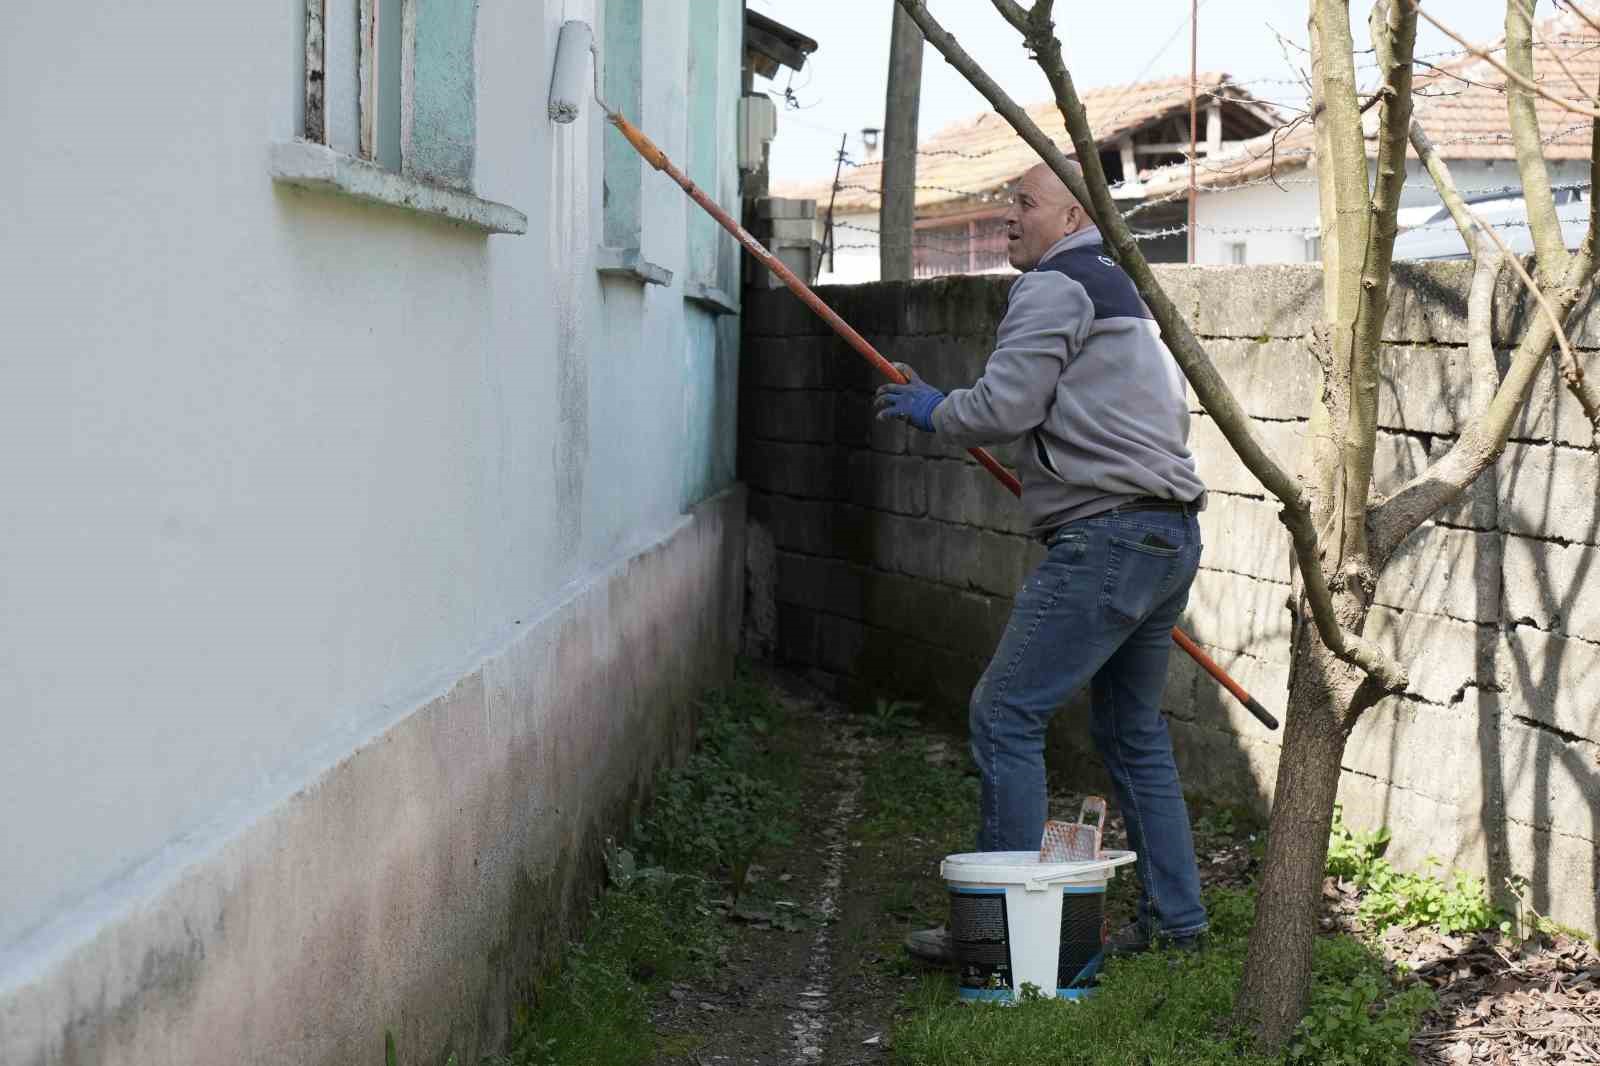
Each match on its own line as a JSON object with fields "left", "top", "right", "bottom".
{"left": 880, "top": 4, "right": 924, "bottom": 281}
{"left": 1187, "top": 0, "right": 1198, "bottom": 264}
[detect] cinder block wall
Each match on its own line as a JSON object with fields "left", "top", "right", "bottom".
{"left": 740, "top": 264, "right": 1600, "bottom": 934}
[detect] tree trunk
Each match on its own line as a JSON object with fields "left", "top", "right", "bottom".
{"left": 1236, "top": 627, "right": 1363, "bottom": 1050}
{"left": 879, "top": 4, "right": 924, "bottom": 281}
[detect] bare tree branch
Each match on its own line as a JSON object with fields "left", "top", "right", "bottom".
{"left": 1466, "top": 251, "right": 1510, "bottom": 416}
{"left": 1370, "top": 240, "right": 1598, "bottom": 562}
{"left": 1412, "top": 1, "right": 1600, "bottom": 119}
{"left": 988, "top": 0, "right": 1031, "bottom": 35}
{"left": 1534, "top": 6, "right": 1592, "bottom": 99}
{"left": 1506, "top": 0, "right": 1573, "bottom": 282}
{"left": 1341, "top": 0, "right": 1417, "bottom": 564}
{"left": 1410, "top": 122, "right": 1480, "bottom": 255}
{"left": 987, "top": 0, "right": 1027, "bottom": 33}
{"left": 1474, "top": 210, "right": 1599, "bottom": 432}
{"left": 1557, "top": 0, "right": 1600, "bottom": 39}
{"left": 894, "top": 0, "right": 1410, "bottom": 692}
{"left": 1372, "top": 46, "right": 1600, "bottom": 561}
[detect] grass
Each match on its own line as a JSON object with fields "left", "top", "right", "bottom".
{"left": 486, "top": 671, "right": 800, "bottom": 1066}
{"left": 855, "top": 721, "right": 1436, "bottom": 1066}
{"left": 478, "top": 678, "right": 1459, "bottom": 1066}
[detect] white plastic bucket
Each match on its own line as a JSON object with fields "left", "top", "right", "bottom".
{"left": 941, "top": 849, "right": 1137, "bottom": 1002}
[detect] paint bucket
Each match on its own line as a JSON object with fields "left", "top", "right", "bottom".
{"left": 941, "top": 849, "right": 1137, "bottom": 1002}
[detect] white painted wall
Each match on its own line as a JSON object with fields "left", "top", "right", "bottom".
{"left": 0, "top": 0, "right": 741, "bottom": 968}
{"left": 816, "top": 210, "right": 885, "bottom": 285}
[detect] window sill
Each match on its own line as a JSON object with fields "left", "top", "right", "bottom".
{"left": 596, "top": 246, "right": 674, "bottom": 286}
{"left": 684, "top": 281, "right": 739, "bottom": 316}
{"left": 268, "top": 141, "right": 528, "bottom": 235}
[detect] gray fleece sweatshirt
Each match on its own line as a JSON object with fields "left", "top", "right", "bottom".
{"left": 930, "top": 226, "right": 1205, "bottom": 535}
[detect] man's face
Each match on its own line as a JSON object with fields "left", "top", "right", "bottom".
{"left": 1004, "top": 168, "right": 1083, "bottom": 270}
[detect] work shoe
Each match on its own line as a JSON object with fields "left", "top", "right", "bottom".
{"left": 1105, "top": 921, "right": 1205, "bottom": 959}
{"left": 903, "top": 925, "right": 956, "bottom": 966}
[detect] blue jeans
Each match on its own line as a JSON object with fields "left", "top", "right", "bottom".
{"left": 969, "top": 507, "right": 1207, "bottom": 938}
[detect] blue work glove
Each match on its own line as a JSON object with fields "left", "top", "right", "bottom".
{"left": 873, "top": 363, "right": 944, "bottom": 433}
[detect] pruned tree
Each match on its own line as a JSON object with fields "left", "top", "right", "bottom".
{"left": 893, "top": 0, "right": 1600, "bottom": 1050}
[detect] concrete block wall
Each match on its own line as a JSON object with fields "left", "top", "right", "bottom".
{"left": 740, "top": 264, "right": 1600, "bottom": 935}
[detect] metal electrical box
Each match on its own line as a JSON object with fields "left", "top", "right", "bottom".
{"left": 737, "top": 94, "right": 778, "bottom": 174}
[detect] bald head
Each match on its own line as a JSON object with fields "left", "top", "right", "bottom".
{"left": 1004, "top": 161, "right": 1090, "bottom": 270}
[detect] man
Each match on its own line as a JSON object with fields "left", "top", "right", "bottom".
{"left": 876, "top": 162, "right": 1208, "bottom": 961}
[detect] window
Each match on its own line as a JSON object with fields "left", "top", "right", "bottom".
{"left": 602, "top": 0, "right": 644, "bottom": 252}
{"left": 595, "top": 0, "right": 675, "bottom": 284}
{"left": 682, "top": 0, "right": 739, "bottom": 311}
{"left": 304, "top": 0, "right": 476, "bottom": 183}
{"left": 1227, "top": 241, "right": 1247, "bottom": 265}
{"left": 279, "top": 0, "right": 524, "bottom": 234}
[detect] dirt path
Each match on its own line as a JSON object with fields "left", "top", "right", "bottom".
{"left": 643, "top": 668, "right": 1600, "bottom": 1065}
{"left": 648, "top": 675, "right": 893, "bottom": 1066}
{"left": 643, "top": 668, "right": 1259, "bottom": 1066}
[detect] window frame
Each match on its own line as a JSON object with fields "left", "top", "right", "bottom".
{"left": 280, "top": 0, "right": 525, "bottom": 234}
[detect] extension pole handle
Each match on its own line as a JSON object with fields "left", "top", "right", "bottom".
{"left": 609, "top": 113, "right": 1024, "bottom": 496}
{"left": 604, "top": 111, "right": 1275, "bottom": 730}
{"left": 1170, "top": 628, "right": 1279, "bottom": 730}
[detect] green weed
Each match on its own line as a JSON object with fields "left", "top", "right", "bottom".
{"left": 857, "top": 738, "right": 977, "bottom": 849}
{"left": 891, "top": 888, "right": 1432, "bottom": 1066}
{"left": 866, "top": 698, "right": 921, "bottom": 737}
{"left": 1326, "top": 806, "right": 1506, "bottom": 935}
{"left": 1288, "top": 937, "right": 1435, "bottom": 1065}
{"left": 488, "top": 673, "right": 798, "bottom": 1066}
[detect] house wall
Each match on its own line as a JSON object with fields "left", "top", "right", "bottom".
{"left": 740, "top": 264, "right": 1600, "bottom": 937}
{"left": 817, "top": 209, "right": 888, "bottom": 285}
{"left": 0, "top": 1, "right": 746, "bottom": 1063}
{"left": 1195, "top": 158, "right": 1592, "bottom": 264}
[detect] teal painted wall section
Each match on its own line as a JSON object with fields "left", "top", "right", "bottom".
{"left": 685, "top": 0, "right": 720, "bottom": 285}
{"left": 603, "top": 0, "right": 643, "bottom": 249}
{"left": 680, "top": 0, "right": 742, "bottom": 509}
{"left": 409, "top": 0, "right": 477, "bottom": 189}
{"left": 680, "top": 311, "right": 739, "bottom": 509}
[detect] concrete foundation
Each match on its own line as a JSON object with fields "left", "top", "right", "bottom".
{"left": 1, "top": 488, "right": 745, "bottom": 1066}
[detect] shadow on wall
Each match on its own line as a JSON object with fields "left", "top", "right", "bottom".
{"left": 738, "top": 265, "right": 1600, "bottom": 934}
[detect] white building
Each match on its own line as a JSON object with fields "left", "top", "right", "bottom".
{"left": 1147, "top": 8, "right": 1597, "bottom": 264}
{"left": 787, "top": 74, "right": 1281, "bottom": 283}
{"left": 0, "top": 3, "right": 782, "bottom": 1064}
{"left": 791, "top": 9, "right": 1596, "bottom": 277}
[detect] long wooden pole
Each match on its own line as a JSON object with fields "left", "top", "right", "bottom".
{"left": 606, "top": 110, "right": 1277, "bottom": 731}
{"left": 880, "top": 3, "right": 925, "bottom": 281}
{"left": 1188, "top": 0, "right": 1198, "bottom": 263}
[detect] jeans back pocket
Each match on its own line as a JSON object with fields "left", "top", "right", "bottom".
{"left": 1100, "top": 534, "right": 1181, "bottom": 624}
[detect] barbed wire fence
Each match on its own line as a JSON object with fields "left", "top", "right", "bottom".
{"left": 778, "top": 36, "right": 1599, "bottom": 275}
{"left": 779, "top": 38, "right": 1599, "bottom": 179}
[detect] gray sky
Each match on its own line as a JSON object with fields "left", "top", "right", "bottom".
{"left": 750, "top": 0, "right": 1511, "bottom": 186}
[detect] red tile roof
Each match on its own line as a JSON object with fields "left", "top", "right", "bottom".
{"left": 1141, "top": 7, "right": 1598, "bottom": 196}
{"left": 777, "top": 73, "right": 1276, "bottom": 213}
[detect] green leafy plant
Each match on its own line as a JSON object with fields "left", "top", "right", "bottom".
{"left": 1326, "top": 806, "right": 1504, "bottom": 935}
{"left": 1194, "top": 808, "right": 1237, "bottom": 837}
{"left": 866, "top": 697, "right": 921, "bottom": 736}
{"left": 629, "top": 680, "right": 796, "bottom": 889}
{"left": 890, "top": 886, "right": 1433, "bottom": 1066}
{"left": 489, "top": 672, "right": 799, "bottom": 1066}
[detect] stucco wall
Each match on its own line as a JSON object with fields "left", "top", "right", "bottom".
{"left": 739, "top": 264, "right": 1600, "bottom": 936}
{"left": 1, "top": 0, "right": 746, "bottom": 1062}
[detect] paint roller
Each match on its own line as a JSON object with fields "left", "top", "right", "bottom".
{"left": 544, "top": 22, "right": 1280, "bottom": 733}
